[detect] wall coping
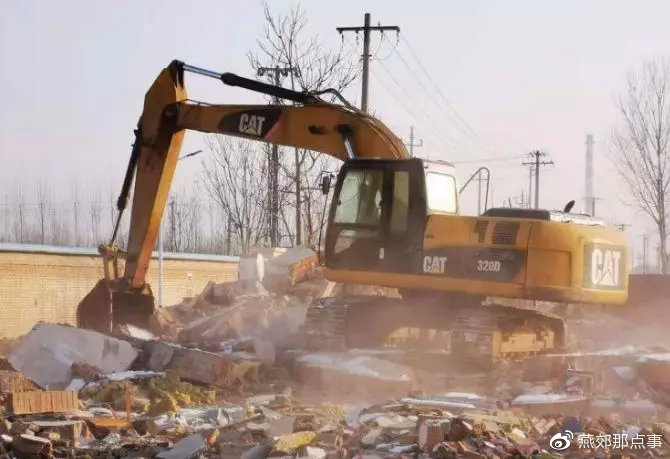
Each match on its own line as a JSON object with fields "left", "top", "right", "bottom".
{"left": 0, "top": 243, "right": 240, "bottom": 263}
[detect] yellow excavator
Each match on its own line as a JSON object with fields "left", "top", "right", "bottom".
{"left": 77, "top": 60, "right": 629, "bottom": 362}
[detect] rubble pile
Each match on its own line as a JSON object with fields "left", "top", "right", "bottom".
{"left": 0, "top": 248, "right": 670, "bottom": 457}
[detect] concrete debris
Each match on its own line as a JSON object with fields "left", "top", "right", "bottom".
{"left": 156, "top": 433, "right": 206, "bottom": 459}
{"left": 2, "top": 265, "right": 670, "bottom": 457}
{"left": 146, "top": 341, "right": 262, "bottom": 388}
{"left": 7, "top": 323, "right": 138, "bottom": 388}
{"left": 241, "top": 247, "right": 319, "bottom": 293}
{"left": 104, "top": 370, "right": 165, "bottom": 381}
{"left": 294, "top": 353, "right": 415, "bottom": 398}
{"left": 12, "top": 433, "right": 52, "bottom": 457}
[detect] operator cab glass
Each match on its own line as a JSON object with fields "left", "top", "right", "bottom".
{"left": 326, "top": 158, "right": 458, "bottom": 273}
{"left": 334, "top": 169, "right": 384, "bottom": 225}
{"left": 423, "top": 161, "right": 459, "bottom": 215}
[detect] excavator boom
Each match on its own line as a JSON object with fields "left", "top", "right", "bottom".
{"left": 78, "top": 60, "right": 408, "bottom": 332}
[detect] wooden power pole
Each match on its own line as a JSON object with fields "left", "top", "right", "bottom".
{"left": 337, "top": 13, "right": 399, "bottom": 113}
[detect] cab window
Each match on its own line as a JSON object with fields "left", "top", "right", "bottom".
{"left": 334, "top": 169, "right": 384, "bottom": 225}
{"left": 425, "top": 172, "right": 457, "bottom": 213}
{"left": 390, "top": 170, "right": 409, "bottom": 233}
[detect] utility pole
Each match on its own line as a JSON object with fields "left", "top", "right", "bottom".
{"left": 337, "top": 13, "right": 400, "bottom": 113}
{"left": 404, "top": 126, "right": 423, "bottom": 156}
{"left": 257, "top": 66, "right": 297, "bottom": 247}
{"left": 527, "top": 166, "right": 533, "bottom": 209}
{"left": 523, "top": 151, "right": 553, "bottom": 209}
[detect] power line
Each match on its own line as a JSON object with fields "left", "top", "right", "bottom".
{"left": 372, "top": 32, "right": 400, "bottom": 62}
{"left": 373, "top": 57, "right": 464, "bottom": 153}
{"left": 398, "top": 33, "right": 479, "bottom": 141}
{"left": 401, "top": 34, "right": 479, "bottom": 137}
{"left": 336, "top": 13, "right": 400, "bottom": 113}
{"left": 392, "top": 45, "right": 480, "bottom": 147}
{"left": 368, "top": 65, "right": 454, "bottom": 155}
{"left": 452, "top": 154, "right": 526, "bottom": 164}
{"left": 340, "top": 33, "right": 452, "bottom": 156}
{"left": 341, "top": 33, "right": 467, "bottom": 156}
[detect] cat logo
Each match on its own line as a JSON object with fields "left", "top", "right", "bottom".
{"left": 217, "top": 109, "right": 281, "bottom": 139}
{"left": 238, "top": 114, "right": 266, "bottom": 137}
{"left": 423, "top": 255, "right": 448, "bottom": 274}
{"left": 584, "top": 245, "right": 623, "bottom": 289}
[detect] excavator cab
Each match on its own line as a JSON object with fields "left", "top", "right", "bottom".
{"left": 325, "top": 158, "right": 457, "bottom": 274}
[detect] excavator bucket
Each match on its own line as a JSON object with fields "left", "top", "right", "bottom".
{"left": 77, "top": 279, "right": 155, "bottom": 334}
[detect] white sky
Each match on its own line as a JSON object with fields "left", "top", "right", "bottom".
{"left": 2, "top": 0, "right": 670, "bottom": 262}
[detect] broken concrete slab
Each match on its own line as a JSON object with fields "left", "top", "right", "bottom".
{"left": 118, "top": 324, "right": 157, "bottom": 341}
{"left": 210, "top": 280, "right": 253, "bottom": 305}
{"left": 269, "top": 416, "right": 296, "bottom": 437}
{"left": 71, "top": 361, "right": 102, "bottom": 381}
{"left": 240, "top": 443, "right": 272, "bottom": 459}
{"left": 266, "top": 247, "right": 318, "bottom": 285}
{"left": 7, "top": 323, "right": 137, "bottom": 389}
{"left": 401, "top": 397, "right": 476, "bottom": 410}
{"left": 12, "top": 433, "right": 52, "bottom": 457}
{"left": 241, "top": 247, "right": 318, "bottom": 293}
{"left": 636, "top": 353, "right": 670, "bottom": 391}
{"left": 145, "top": 342, "right": 261, "bottom": 388}
{"left": 293, "top": 353, "right": 415, "bottom": 398}
{"left": 103, "top": 370, "right": 164, "bottom": 381}
{"left": 156, "top": 434, "right": 206, "bottom": 459}
{"left": 510, "top": 393, "right": 589, "bottom": 416}
{"left": 31, "top": 420, "right": 85, "bottom": 445}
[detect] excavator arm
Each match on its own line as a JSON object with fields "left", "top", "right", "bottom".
{"left": 77, "top": 60, "right": 408, "bottom": 332}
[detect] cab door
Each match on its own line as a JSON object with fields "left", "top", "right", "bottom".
{"left": 325, "top": 158, "right": 426, "bottom": 273}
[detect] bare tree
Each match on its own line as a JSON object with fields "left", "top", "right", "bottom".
{"left": 164, "top": 191, "right": 204, "bottom": 253}
{"left": 613, "top": 57, "right": 670, "bottom": 273}
{"left": 202, "top": 136, "right": 270, "bottom": 255}
{"left": 71, "top": 181, "right": 80, "bottom": 246}
{"left": 36, "top": 181, "right": 48, "bottom": 245}
{"left": 249, "top": 2, "right": 357, "bottom": 245}
{"left": 89, "top": 197, "right": 102, "bottom": 246}
{"left": 11, "top": 185, "right": 26, "bottom": 243}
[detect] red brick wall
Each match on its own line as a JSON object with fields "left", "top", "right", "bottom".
{"left": 0, "top": 251, "right": 238, "bottom": 338}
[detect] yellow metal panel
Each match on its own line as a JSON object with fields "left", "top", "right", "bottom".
{"left": 526, "top": 249, "right": 571, "bottom": 288}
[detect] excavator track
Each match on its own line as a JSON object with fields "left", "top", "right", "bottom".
{"left": 305, "top": 295, "right": 566, "bottom": 363}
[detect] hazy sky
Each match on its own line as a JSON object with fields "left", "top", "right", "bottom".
{"left": 2, "top": 0, "right": 670, "bottom": 260}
